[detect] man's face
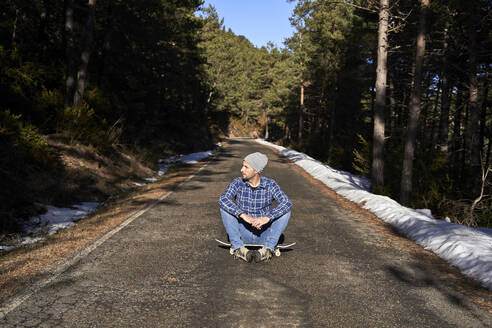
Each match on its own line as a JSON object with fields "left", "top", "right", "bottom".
{"left": 241, "top": 161, "right": 257, "bottom": 180}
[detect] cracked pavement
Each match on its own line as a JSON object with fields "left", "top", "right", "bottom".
{"left": 1, "top": 139, "right": 491, "bottom": 327}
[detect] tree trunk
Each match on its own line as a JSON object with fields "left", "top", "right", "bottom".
{"left": 419, "top": 76, "right": 433, "bottom": 146}
{"left": 461, "top": 102, "right": 470, "bottom": 183}
{"left": 388, "top": 73, "right": 396, "bottom": 137}
{"left": 318, "top": 79, "right": 326, "bottom": 135}
{"left": 39, "top": 0, "right": 49, "bottom": 60}
{"left": 328, "top": 100, "right": 336, "bottom": 159}
{"left": 479, "top": 74, "right": 489, "bottom": 157}
{"left": 12, "top": 8, "right": 19, "bottom": 50}
{"left": 96, "top": 1, "right": 114, "bottom": 86}
{"left": 73, "top": 0, "right": 97, "bottom": 107}
{"left": 245, "top": 107, "right": 249, "bottom": 127}
{"left": 240, "top": 87, "right": 246, "bottom": 118}
{"left": 64, "top": 0, "right": 75, "bottom": 107}
{"left": 298, "top": 31, "right": 304, "bottom": 141}
{"left": 485, "top": 135, "right": 491, "bottom": 174}
{"left": 400, "top": 0, "right": 429, "bottom": 205}
{"left": 452, "top": 88, "right": 464, "bottom": 155}
{"left": 265, "top": 115, "right": 270, "bottom": 140}
{"left": 308, "top": 109, "right": 314, "bottom": 135}
{"left": 398, "top": 88, "right": 408, "bottom": 129}
{"left": 371, "top": 0, "right": 389, "bottom": 191}
{"left": 468, "top": 23, "right": 481, "bottom": 183}
{"left": 207, "top": 78, "right": 218, "bottom": 105}
{"left": 438, "top": 21, "right": 451, "bottom": 154}
{"left": 284, "top": 125, "right": 291, "bottom": 141}
{"left": 429, "top": 81, "right": 441, "bottom": 149}
{"left": 299, "top": 76, "right": 304, "bottom": 140}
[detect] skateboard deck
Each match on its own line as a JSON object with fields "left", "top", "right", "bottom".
{"left": 215, "top": 239, "right": 296, "bottom": 257}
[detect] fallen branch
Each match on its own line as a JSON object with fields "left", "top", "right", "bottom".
{"left": 469, "top": 163, "right": 491, "bottom": 222}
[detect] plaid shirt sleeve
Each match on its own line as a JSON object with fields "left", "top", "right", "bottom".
{"left": 218, "top": 178, "right": 243, "bottom": 217}
{"left": 266, "top": 180, "right": 292, "bottom": 220}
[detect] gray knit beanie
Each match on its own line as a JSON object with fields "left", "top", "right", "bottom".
{"left": 244, "top": 152, "right": 268, "bottom": 174}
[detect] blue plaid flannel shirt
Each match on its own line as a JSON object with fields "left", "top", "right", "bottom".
{"left": 219, "top": 176, "right": 292, "bottom": 220}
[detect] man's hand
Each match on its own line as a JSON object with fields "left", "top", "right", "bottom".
{"left": 251, "top": 216, "right": 270, "bottom": 230}
{"left": 240, "top": 214, "right": 270, "bottom": 229}
{"left": 239, "top": 213, "right": 254, "bottom": 225}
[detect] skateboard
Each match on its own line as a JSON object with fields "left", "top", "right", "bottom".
{"left": 215, "top": 239, "right": 296, "bottom": 257}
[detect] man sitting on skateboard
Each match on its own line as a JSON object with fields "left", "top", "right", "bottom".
{"left": 219, "top": 152, "right": 292, "bottom": 262}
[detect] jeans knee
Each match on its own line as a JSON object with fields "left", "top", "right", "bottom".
{"left": 220, "top": 208, "right": 234, "bottom": 219}
{"left": 279, "top": 211, "right": 291, "bottom": 221}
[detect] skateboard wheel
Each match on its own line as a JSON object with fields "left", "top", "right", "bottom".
{"left": 229, "top": 248, "right": 234, "bottom": 255}
{"left": 274, "top": 249, "right": 281, "bottom": 257}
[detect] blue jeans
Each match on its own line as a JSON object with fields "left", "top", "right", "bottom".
{"left": 220, "top": 208, "right": 291, "bottom": 251}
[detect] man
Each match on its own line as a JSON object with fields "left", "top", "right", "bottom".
{"left": 218, "top": 152, "right": 292, "bottom": 262}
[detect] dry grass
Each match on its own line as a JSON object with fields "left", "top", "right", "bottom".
{"left": 44, "top": 137, "right": 156, "bottom": 203}
{"left": 0, "top": 161, "right": 205, "bottom": 303}
{"left": 262, "top": 141, "right": 492, "bottom": 314}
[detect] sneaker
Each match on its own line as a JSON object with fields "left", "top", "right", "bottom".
{"left": 253, "top": 247, "right": 273, "bottom": 263}
{"left": 233, "top": 246, "right": 253, "bottom": 262}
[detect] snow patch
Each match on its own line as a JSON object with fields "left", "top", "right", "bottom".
{"left": 27, "top": 202, "right": 100, "bottom": 235}
{"left": 155, "top": 145, "right": 219, "bottom": 177}
{"left": 0, "top": 202, "right": 100, "bottom": 252}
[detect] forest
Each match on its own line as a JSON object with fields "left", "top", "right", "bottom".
{"left": 0, "top": 0, "right": 490, "bottom": 232}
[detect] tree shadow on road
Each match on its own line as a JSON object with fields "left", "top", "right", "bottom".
{"left": 384, "top": 258, "right": 492, "bottom": 323}
{"left": 386, "top": 263, "right": 471, "bottom": 309}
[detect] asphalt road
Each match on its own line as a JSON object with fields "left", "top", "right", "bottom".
{"left": 1, "top": 139, "right": 491, "bottom": 327}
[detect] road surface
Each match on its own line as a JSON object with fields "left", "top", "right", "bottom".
{"left": 1, "top": 139, "right": 491, "bottom": 327}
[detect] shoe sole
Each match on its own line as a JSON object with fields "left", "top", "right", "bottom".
{"left": 253, "top": 250, "right": 272, "bottom": 263}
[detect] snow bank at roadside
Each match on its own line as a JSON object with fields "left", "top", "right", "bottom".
{"left": 256, "top": 138, "right": 492, "bottom": 290}
{"left": 157, "top": 148, "right": 218, "bottom": 176}
{"left": 28, "top": 202, "right": 101, "bottom": 235}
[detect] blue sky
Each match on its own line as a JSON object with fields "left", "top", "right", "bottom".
{"left": 200, "top": 0, "right": 297, "bottom": 48}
